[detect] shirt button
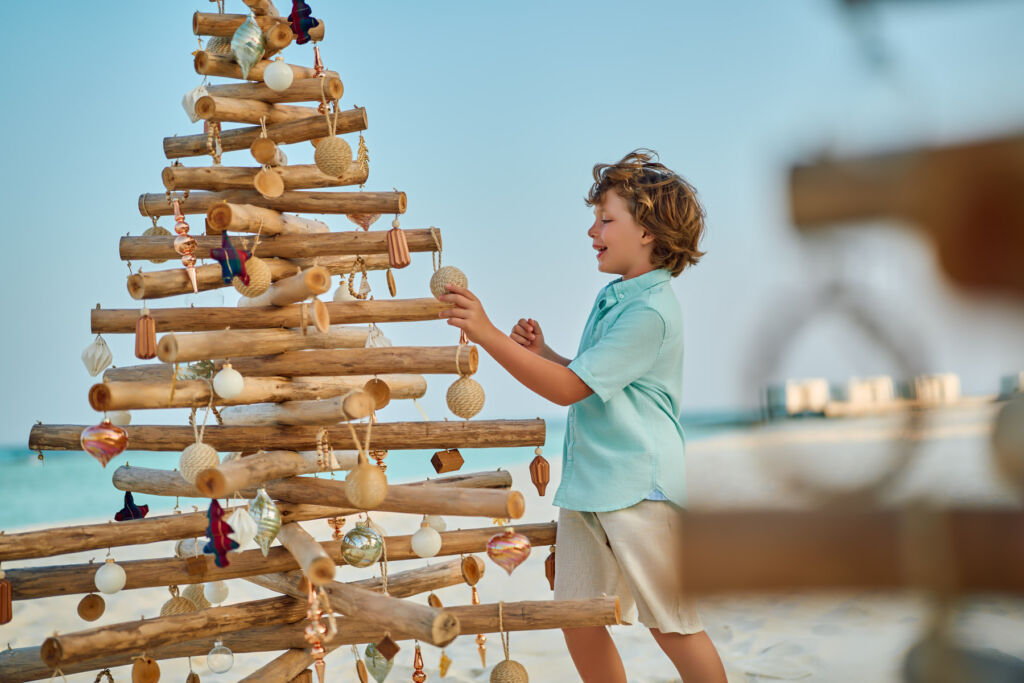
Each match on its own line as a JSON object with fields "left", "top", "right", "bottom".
{"left": 617, "top": 293, "right": 624, "bottom": 299}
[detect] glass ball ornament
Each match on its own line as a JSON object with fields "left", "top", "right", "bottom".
{"left": 425, "top": 515, "right": 447, "bottom": 532}
{"left": 411, "top": 520, "right": 442, "bottom": 558}
{"left": 341, "top": 522, "right": 384, "bottom": 568}
{"left": 204, "top": 580, "right": 230, "bottom": 605}
{"left": 81, "top": 419, "right": 128, "bottom": 467}
{"left": 486, "top": 527, "right": 532, "bottom": 575}
{"left": 213, "top": 363, "right": 245, "bottom": 399}
{"left": 207, "top": 640, "right": 234, "bottom": 674}
{"left": 94, "top": 557, "right": 127, "bottom": 594}
{"left": 263, "top": 56, "right": 294, "bottom": 91}
{"left": 108, "top": 410, "right": 132, "bottom": 427}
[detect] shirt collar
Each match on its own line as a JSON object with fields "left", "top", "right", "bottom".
{"left": 600, "top": 268, "right": 671, "bottom": 308}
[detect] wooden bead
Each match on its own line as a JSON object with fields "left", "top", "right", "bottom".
{"left": 386, "top": 228, "right": 411, "bottom": 268}
{"left": 135, "top": 313, "right": 157, "bottom": 360}
{"left": 430, "top": 448, "right": 464, "bottom": 474}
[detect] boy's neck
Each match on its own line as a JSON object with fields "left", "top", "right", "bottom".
{"left": 618, "top": 263, "right": 657, "bottom": 282}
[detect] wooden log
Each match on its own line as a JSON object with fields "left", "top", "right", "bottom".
{"left": 276, "top": 523, "right": 335, "bottom": 586}
{"left": 93, "top": 297, "right": 449, "bottom": 334}
{"left": 259, "top": 266, "right": 331, "bottom": 306}
{"left": 30, "top": 419, "right": 545, "bottom": 453}
{"left": 120, "top": 228, "right": 440, "bottom": 260}
{"left": 7, "top": 482, "right": 521, "bottom": 599}
{"left": 2, "top": 599, "right": 616, "bottom": 683}
{"left": 39, "top": 596, "right": 305, "bottom": 668}
{"left": 194, "top": 449, "right": 354, "bottom": 497}
{"left": 204, "top": 76, "right": 343, "bottom": 105}
{"left": 163, "top": 109, "right": 366, "bottom": 159}
{"left": 162, "top": 161, "right": 366, "bottom": 191}
{"left": 383, "top": 522, "right": 556, "bottom": 562}
{"left": 193, "top": 12, "right": 285, "bottom": 36}
{"left": 0, "top": 502, "right": 353, "bottom": 563}
{"left": 127, "top": 256, "right": 298, "bottom": 301}
{"left": 262, "top": 22, "right": 295, "bottom": 57}
{"left": 224, "top": 346, "right": 478, "bottom": 378}
{"left": 218, "top": 394, "right": 378, "bottom": 427}
{"left": 194, "top": 96, "right": 318, "bottom": 125}
{"left": 205, "top": 202, "right": 329, "bottom": 235}
{"left": 241, "top": 651, "right": 311, "bottom": 683}
{"left": 194, "top": 51, "right": 337, "bottom": 82}
{"left": 240, "top": 0, "right": 279, "bottom": 16}
{"left": 156, "top": 326, "right": 367, "bottom": 363}
{"left": 90, "top": 374, "right": 426, "bottom": 411}
{"left": 139, "top": 189, "right": 405, "bottom": 217}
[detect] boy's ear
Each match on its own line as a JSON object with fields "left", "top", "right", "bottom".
{"left": 640, "top": 230, "right": 655, "bottom": 245}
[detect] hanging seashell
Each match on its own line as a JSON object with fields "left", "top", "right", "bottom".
{"left": 81, "top": 335, "right": 113, "bottom": 377}
{"left": 447, "top": 376, "right": 485, "bottom": 419}
{"left": 77, "top": 593, "right": 105, "bottom": 621}
{"left": 340, "top": 521, "right": 384, "bottom": 568}
{"left": 249, "top": 487, "right": 282, "bottom": 556}
{"left": 358, "top": 271, "right": 372, "bottom": 298}
{"left": 486, "top": 527, "right": 532, "bottom": 575}
{"left": 135, "top": 307, "right": 157, "bottom": 360}
{"left": 226, "top": 506, "right": 257, "bottom": 549}
{"left": 430, "top": 265, "right": 468, "bottom": 299}
{"left": 315, "top": 136, "right": 352, "bottom": 177}
{"left": 253, "top": 167, "right": 285, "bottom": 198}
{"left": 365, "top": 325, "right": 392, "bottom": 348}
{"left": 179, "top": 442, "right": 219, "bottom": 485}
{"left": 160, "top": 585, "right": 196, "bottom": 616}
{"left": 232, "top": 256, "right": 271, "bottom": 297}
{"left": 425, "top": 515, "right": 447, "bottom": 532}
{"left": 345, "top": 455, "right": 388, "bottom": 509}
{"left": 333, "top": 282, "right": 357, "bottom": 302}
{"left": 205, "top": 35, "right": 232, "bottom": 55}
{"left": 364, "top": 643, "right": 394, "bottom": 683}
{"left": 230, "top": 13, "right": 265, "bottom": 80}
{"left": 385, "top": 226, "right": 411, "bottom": 269}
{"left": 440, "top": 651, "right": 452, "bottom": 677}
{"left": 346, "top": 213, "right": 381, "bottom": 231}
{"left": 81, "top": 419, "right": 128, "bottom": 467}
{"left": 491, "top": 659, "right": 529, "bottom": 683}
{"left": 181, "top": 82, "right": 209, "bottom": 124}
{"left": 529, "top": 450, "right": 550, "bottom": 496}
{"left": 181, "top": 583, "right": 211, "bottom": 610}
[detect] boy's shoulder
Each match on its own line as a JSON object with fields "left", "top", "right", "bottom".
{"left": 623, "top": 282, "right": 682, "bottom": 337}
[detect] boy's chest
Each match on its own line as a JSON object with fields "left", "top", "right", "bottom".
{"left": 575, "top": 300, "right": 621, "bottom": 354}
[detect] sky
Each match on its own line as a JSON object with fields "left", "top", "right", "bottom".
{"left": 1, "top": 0, "right": 1023, "bottom": 445}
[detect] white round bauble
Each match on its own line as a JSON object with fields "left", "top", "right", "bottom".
{"left": 108, "top": 410, "right": 132, "bottom": 427}
{"left": 204, "top": 580, "right": 230, "bottom": 605}
{"left": 411, "top": 522, "right": 442, "bottom": 558}
{"left": 207, "top": 640, "right": 234, "bottom": 674}
{"left": 213, "top": 363, "right": 245, "bottom": 399}
{"left": 94, "top": 558, "right": 127, "bottom": 594}
{"left": 179, "top": 442, "right": 220, "bottom": 485}
{"left": 263, "top": 57, "right": 294, "bottom": 91}
{"left": 425, "top": 515, "right": 447, "bottom": 532}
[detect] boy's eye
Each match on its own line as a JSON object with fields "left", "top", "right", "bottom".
{"left": 601, "top": 219, "right": 612, "bottom": 224}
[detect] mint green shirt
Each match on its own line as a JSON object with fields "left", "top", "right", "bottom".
{"left": 553, "top": 268, "right": 688, "bottom": 512}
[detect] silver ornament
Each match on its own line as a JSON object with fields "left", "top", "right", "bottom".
{"left": 248, "top": 487, "right": 282, "bottom": 556}
{"left": 231, "top": 13, "right": 265, "bottom": 79}
{"left": 340, "top": 522, "right": 384, "bottom": 568}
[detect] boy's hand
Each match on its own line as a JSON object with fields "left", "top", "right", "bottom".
{"left": 438, "top": 284, "right": 498, "bottom": 344}
{"left": 510, "top": 318, "right": 545, "bottom": 355}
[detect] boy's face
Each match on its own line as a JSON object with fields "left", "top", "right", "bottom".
{"left": 588, "top": 191, "right": 654, "bottom": 279}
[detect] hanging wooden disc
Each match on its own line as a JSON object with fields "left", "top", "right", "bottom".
{"left": 77, "top": 593, "right": 105, "bottom": 621}
{"left": 363, "top": 378, "right": 391, "bottom": 410}
{"left": 312, "top": 298, "right": 330, "bottom": 333}
{"left": 253, "top": 167, "right": 285, "bottom": 198}
{"left": 131, "top": 656, "right": 160, "bottom": 683}
{"left": 427, "top": 592, "right": 443, "bottom": 608}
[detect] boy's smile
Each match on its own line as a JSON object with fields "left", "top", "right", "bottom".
{"left": 588, "top": 191, "right": 656, "bottom": 280}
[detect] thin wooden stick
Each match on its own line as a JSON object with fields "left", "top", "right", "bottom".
{"left": 139, "top": 189, "right": 405, "bottom": 217}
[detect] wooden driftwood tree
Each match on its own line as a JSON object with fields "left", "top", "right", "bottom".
{"left": 0, "top": 2, "right": 615, "bottom": 682}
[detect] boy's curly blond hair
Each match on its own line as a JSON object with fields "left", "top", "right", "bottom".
{"left": 585, "top": 149, "right": 706, "bottom": 276}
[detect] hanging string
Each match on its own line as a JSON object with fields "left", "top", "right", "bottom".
{"left": 498, "top": 600, "right": 511, "bottom": 660}
{"left": 190, "top": 392, "right": 216, "bottom": 444}
{"left": 412, "top": 398, "right": 430, "bottom": 422}
{"left": 429, "top": 227, "right": 443, "bottom": 272}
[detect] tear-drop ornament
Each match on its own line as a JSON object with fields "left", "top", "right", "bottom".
{"left": 263, "top": 56, "right": 294, "bottom": 91}
{"left": 135, "top": 306, "right": 157, "bottom": 360}
{"left": 94, "top": 558, "right": 127, "bottom": 594}
{"left": 364, "top": 642, "right": 393, "bottom": 683}
{"left": 204, "top": 580, "right": 230, "bottom": 605}
{"left": 315, "top": 136, "right": 352, "bottom": 177}
{"left": 430, "top": 266, "right": 468, "bottom": 299}
{"left": 179, "top": 442, "right": 219, "bottom": 485}
{"left": 340, "top": 521, "right": 384, "bottom": 568}
{"left": 81, "top": 335, "right": 113, "bottom": 376}
{"left": 81, "top": 419, "right": 128, "bottom": 467}
{"left": 213, "top": 363, "right": 245, "bottom": 399}
{"left": 207, "top": 640, "right": 234, "bottom": 674}
{"left": 345, "top": 453, "right": 388, "bottom": 509}
{"left": 529, "top": 448, "right": 550, "bottom": 496}
{"left": 160, "top": 585, "right": 196, "bottom": 616}
{"left": 182, "top": 82, "right": 209, "bottom": 123}
{"left": 230, "top": 13, "right": 265, "bottom": 79}
{"left": 412, "top": 644, "right": 426, "bottom": 683}
{"left": 486, "top": 528, "right": 531, "bottom": 576}
{"left": 249, "top": 487, "right": 282, "bottom": 556}
{"left": 411, "top": 520, "right": 442, "bottom": 558}
{"left": 226, "top": 506, "right": 257, "bottom": 550}
{"left": 182, "top": 583, "right": 211, "bottom": 610}
{"left": 447, "top": 376, "right": 485, "bottom": 419}
{"left": 77, "top": 593, "right": 105, "bottom": 621}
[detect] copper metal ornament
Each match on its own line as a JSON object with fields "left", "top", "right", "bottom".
{"left": 412, "top": 644, "right": 426, "bottom": 683}
{"left": 545, "top": 547, "right": 556, "bottom": 591}
{"left": 0, "top": 574, "right": 11, "bottom": 624}
{"left": 135, "top": 308, "right": 157, "bottom": 359}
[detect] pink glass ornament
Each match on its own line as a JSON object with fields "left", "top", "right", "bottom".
{"left": 486, "top": 527, "right": 531, "bottom": 575}
{"left": 80, "top": 419, "right": 128, "bottom": 467}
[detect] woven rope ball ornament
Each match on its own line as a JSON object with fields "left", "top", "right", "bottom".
{"left": 447, "top": 376, "right": 485, "bottom": 419}
{"left": 160, "top": 585, "right": 196, "bottom": 616}
{"left": 232, "top": 255, "right": 271, "bottom": 297}
{"left": 491, "top": 659, "right": 529, "bottom": 683}
{"left": 315, "top": 136, "right": 352, "bottom": 177}
{"left": 142, "top": 225, "right": 172, "bottom": 264}
{"left": 179, "top": 442, "right": 220, "bottom": 484}
{"left": 205, "top": 36, "right": 232, "bottom": 54}
{"left": 430, "top": 265, "right": 468, "bottom": 299}
{"left": 181, "top": 583, "right": 211, "bottom": 610}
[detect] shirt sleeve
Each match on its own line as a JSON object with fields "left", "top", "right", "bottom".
{"left": 568, "top": 305, "right": 666, "bottom": 402}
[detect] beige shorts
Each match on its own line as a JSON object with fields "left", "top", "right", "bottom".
{"left": 553, "top": 501, "right": 704, "bottom": 635}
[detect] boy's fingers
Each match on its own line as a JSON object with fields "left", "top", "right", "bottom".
{"left": 443, "top": 292, "right": 476, "bottom": 310}
{"left": 445, "top": 283, "right": 476, "bottom": 301}
{"left": 438, "top": 308, "right": 469, "bottom": 319}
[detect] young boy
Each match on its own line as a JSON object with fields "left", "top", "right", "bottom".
{"left": 439, "top": 150, "right": 726, "bottom": 683}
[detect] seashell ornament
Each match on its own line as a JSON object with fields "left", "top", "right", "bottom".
{"left": 181, "top": 82, "right": 209, "bottom": 123}
{"left": 249, "top": 487, "right": 282, "bottom": 556}
{"left": 226, "top": 506, "right": 258, "bottom": 549}
{"left": 81, "top": 419, "right": 128, "bottom": 467}
{"left": 333, "top": 281, "right": 357, "bottom": 302}
{"left": 81, "top": 335, "right": 113, "bottom": 376}
{"left": 486, "top": 527, "right": 531, "bottom": 575}
{"left": 347, "top": 213, "right": 381, "bottom": 231}
{"left": 179, "top": 442, "right": 219, "bottom": 485}
{"left": 230, "top": 13, "right": 265, "bottom": 79}
{"left": 341, "top": 521, "right": 384, "bottom": 567}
